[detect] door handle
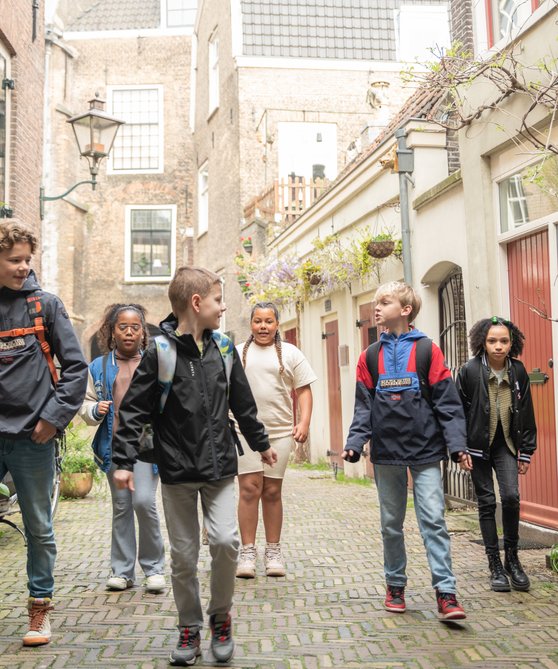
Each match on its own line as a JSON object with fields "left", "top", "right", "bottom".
{"left": 529, "top": 368, "right": 549, "bottom": 385}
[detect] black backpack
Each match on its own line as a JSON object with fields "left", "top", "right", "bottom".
{"left": 365, "top": 337, "right": 433, "bottom": 406}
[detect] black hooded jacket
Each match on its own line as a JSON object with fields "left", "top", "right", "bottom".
{"left": 111, "top": 316, "right": 271, "bottom": 484}
{"left": 0, "top": 271, "right": 88, "bottom": 438}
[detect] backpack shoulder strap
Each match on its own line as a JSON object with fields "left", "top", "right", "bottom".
{"left": 154, "top": 335, "right": 177, "bottom": 413}
{"left": 365, "top": 341, "right": 381, "bottom": 392}
{"left": 26, "top": 292, "right": 59, "bottom": 386}
{"left": 211, "top": 331, "right": 234, "bottom": 391}
{"left": 415, "top": 337, "right": 433, "bottom": 406}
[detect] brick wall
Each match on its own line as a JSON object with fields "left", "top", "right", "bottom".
{"left": 0, "top": 1, "right": 45, "bottom": 240}
{"left": 44, "top": 33, "right": 194, "bottom": 354}
{"left": 449, "top": 0, "right": 474, "bottom": 53}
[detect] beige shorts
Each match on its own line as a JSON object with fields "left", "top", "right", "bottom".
{"left": 237, "top": 434, "right": 294, "bottom": 479}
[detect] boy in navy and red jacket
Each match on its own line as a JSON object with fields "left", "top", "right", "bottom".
{"left": 343, "top": 281, "right": 470, "bottom": 622}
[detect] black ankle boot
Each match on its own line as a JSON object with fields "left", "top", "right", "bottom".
{"left": 487, "top": 551, "right": 511, "bottom": 592}
{"left": 504, "top": 547, "right": 530, "bottom": 591}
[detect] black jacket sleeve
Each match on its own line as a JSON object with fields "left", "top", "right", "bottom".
{"left": 112, "top": 344, "right": 159, "bottom": 470}
{"left": 513, "top": 361, "right": 537, "bottom": 458}
{"left": 228, "top": 349, "right": 271, "bottom": 453}
{"left": 40, "top": 295, "right": 88, "bottom": 431}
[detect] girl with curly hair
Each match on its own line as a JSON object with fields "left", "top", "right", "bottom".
{"left": 80, "top": 304, "right": 166, "bottom": 593}
{"left": 457, "top": 317, "right": 536, "bottom": 593}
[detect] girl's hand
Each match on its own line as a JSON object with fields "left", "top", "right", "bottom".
{"left": 292, "top": 422, "right": 309, "bottom": 443}
{"left": 96, "top": 400, "right": 112, "bottom": 416}
{"left": 518, "top": 461, "right": 530, "bottom": 475}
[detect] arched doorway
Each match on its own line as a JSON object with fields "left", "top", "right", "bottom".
{"left": 438, "top": 268, "right": 475, "bottom": 503}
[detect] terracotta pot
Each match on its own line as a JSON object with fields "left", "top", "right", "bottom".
{"left": 367, "top": 239, "right": 395, "bottom": 258}
{"left": 60, "top": 472, "right": 94, "bottom": 499}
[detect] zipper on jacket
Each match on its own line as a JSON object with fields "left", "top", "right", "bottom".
{"left": 199, "top": 356, "right": 219, "bottom": 476}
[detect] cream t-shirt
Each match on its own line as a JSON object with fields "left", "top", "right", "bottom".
{"left": 236, "top": 340, "right": 317, "bottom": 439}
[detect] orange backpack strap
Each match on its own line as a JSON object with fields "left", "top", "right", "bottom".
{"left": 26, "top": 294, "right": 59, "bottom": 386}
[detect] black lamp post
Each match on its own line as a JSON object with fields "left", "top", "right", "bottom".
{"left": 39, "top": 95, "right": 124, "bottom": 219}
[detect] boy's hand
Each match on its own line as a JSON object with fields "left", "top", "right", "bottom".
{"left": 31, "top": 419, "right": 57, "bottom": 444}
{"left": 518, "top": 461, "right": 529, "bottom": 475}
{"left": 292, "top": 422, "right": 309, "bottom": 443}
{"left": 456, "top": 451, "right": 472, "bottom": 471}
{"left": 260, "top": 447, "right": 278, "bottom": 466}
{"left": 114, "top": 469, "right": 135, "bottom": 491}
{"left": 342, "top": 449, "right": 360, "bottom": 463}
{"left": 96, "top": 400, "right": 112, "bottom": 416}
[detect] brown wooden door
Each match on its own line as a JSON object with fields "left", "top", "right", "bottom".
{"left": 358, "top": 303, "right": 377, "bottom": 477}
{"left": 507, "top": 230, "right": 558, "bottom": 529}
{"left": 324, "top": 320, "right": 343, "bottom": 469}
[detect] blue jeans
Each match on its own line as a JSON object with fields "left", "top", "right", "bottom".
{"left": 470, "top": 433, "right": 520, "bottom": 553}
{"left": 374, "top": 462, "right": 456, "bottom": 593}
{"left": 0, "top": 437, "right": 56, "bottom": 598}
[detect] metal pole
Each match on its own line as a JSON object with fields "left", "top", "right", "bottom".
{"left": 395, "top": 128, "right": 413, "bottom": 285}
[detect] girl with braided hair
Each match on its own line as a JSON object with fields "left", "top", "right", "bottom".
{"left": 457, "top": 317, "right": 536, "bottom": 593}
{"left": 236, "top": 302, "right": 317, "bottom": 578}
{"left": 80, "top": 304, "right": 166, "bottom": 593}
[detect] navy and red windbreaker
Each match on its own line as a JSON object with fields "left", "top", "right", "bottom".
{"left": 344, "top": 328, "right": 466, "bottom": 465}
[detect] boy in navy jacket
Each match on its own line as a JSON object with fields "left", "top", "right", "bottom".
{"left": 0, "top": 221, "right": 87, "bottom": 645}
{"left": 343, "top": 281, "right": 469, "bottom": 621}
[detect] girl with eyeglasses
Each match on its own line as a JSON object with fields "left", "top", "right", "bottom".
{"left": 79, "top": 304, "right": 166, "bottom": 594}
{"left": 457, "top": 317, "right": 537, "bottom": 593}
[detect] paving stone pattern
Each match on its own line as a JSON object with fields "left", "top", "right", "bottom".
{"left": 1, "top": 469, "right": 557, "bottom": 668}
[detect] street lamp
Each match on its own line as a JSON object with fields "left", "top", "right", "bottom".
{"left": 39, "top": 95, "right": 124, "bottom": 220}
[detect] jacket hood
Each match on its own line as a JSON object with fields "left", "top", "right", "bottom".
{"left": 379, "top": 327, "right": 426, "bottom": 344}
{"left": 0, "top": 269, "right": 41, "bottom": 296}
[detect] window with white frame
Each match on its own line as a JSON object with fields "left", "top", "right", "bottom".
{"left": 198, "top": 163, "right": 209, "bottom": 236}
{"left": 208, "top": 33, "right": 219, "bottom": 114}
{"left": 486, "top": 0, "right": 540, "bottom": 47}
{"left": 498, "top": 159, "right": 557, "bottom": 233}
{"left": 125, "top": 206, "right": 176, "bottom": 281}
{"left": 109, "top": 86, "right": 163, "bottom": 173}
{"left": 0, "top": 46, "right": 10, "bottom": 206}
{"left": 165, "top": 0, "right": 197, "bottom": 28}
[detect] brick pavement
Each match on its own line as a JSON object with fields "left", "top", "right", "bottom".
{"left": 1, "top": 468, "right": 557, "bottom": 669}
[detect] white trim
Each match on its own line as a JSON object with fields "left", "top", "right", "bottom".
{"left": 230, "top": 0, "right": 243, "bottom": 58}
{"left": 124, "top": 204, "right": 177, "bottom": 283}
{"left": 197, "top": 162, "right": 209, "bottom": 236}
{"left": 0, "top": 43, "right": 11, "bottom": 207}
{"left": 107, "top": 84, "right": 164, "bottom": 175}
{"left": 233, "top": 56, "right": 427, "bottom": 72}
{"left": 189, "top": 32, "right": 198, "bottom": 132}
{"left": 208, "top": 32, "right": 220, "bottom": 116}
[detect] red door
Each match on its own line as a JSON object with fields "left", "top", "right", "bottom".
{"left": 507, "top": 230, "right": 558, "bottom": 529}
{"left": 324, "top": 320, "right": 343, "bottom": 469}
{"left": 358, "top": 303, "right": 377, "bottom": 477}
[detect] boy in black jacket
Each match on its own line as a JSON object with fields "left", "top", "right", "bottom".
{"left": 0, "top": 221, "right": 87, "bottom": 646}
{"left": 112, "top": 266, "right": 277, "bottom": 666}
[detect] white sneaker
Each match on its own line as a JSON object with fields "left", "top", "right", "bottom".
{"left": 106, "top": 575, "right": 133, "bottom": 591}
{"left": 23, "top": 597, "right": 53, "bottom": 646}
{"left": 145, "top": 573, "right": 166, "bottom": 593}
{"left": 264, "top": 542, "right": 286, "bottom": 577}
{"left": 236, "top": 544, "right": 257, "bottom": 578}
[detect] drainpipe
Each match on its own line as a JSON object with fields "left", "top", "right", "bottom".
{"left": 395, "top": 128, "right": 414, "bottom": 285}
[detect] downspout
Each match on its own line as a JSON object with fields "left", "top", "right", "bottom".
{"left": 395, "top": 127, "right": 414, "bottom": 285}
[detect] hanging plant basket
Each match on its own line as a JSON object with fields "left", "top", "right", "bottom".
{"left": 367, "top": 239, "right": 395, "bottom": 258}
{"left": 307, "top": 273, "right": 322, "bottom": 286}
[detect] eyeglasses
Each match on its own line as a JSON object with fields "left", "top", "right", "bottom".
{"left": 116, "top": 324, "right": 142, "bottom": 333}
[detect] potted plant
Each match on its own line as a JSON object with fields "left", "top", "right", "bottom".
{"left": 298, "top": 259, "right": 322, "bottom": 286}
{"left": 241, "top": 236, "right": 253, "bottom": 254}
{"left": 60, "top": 423, "right": 99, "bottom": 498}
{"left": 367, "top": 232, "right": 395, "bottom": 259}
